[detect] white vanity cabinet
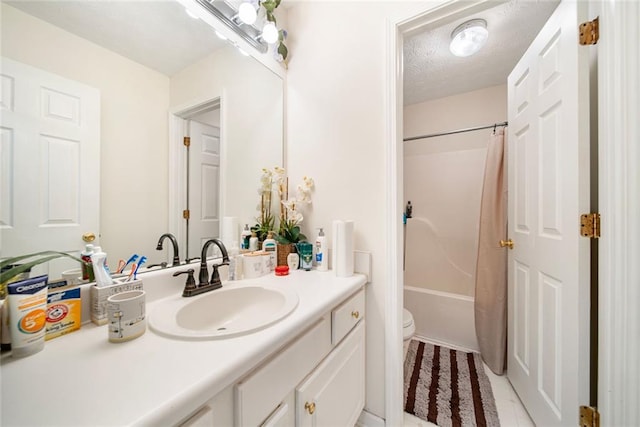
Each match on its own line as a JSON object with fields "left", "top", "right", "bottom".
{"left": 234, "top": 287, "right": 366, "bottom": 427}
{"left": 296, "top": 321, "right": 365, "bottom": 426}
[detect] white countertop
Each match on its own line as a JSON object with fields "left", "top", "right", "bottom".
{"left": 1, "top": 266, "right": 366, "bottom": 426}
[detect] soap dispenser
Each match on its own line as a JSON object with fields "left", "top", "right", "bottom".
{"left": 249, "top": 231, "right": 259, "bottom": 251}
{"left": 263, "top": 232, "right": 277, "bottom": 271}
{"left": 315, "top": 228, "right": 328, "bottom": 271}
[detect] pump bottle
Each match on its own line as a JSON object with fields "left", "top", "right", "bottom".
{"left": 241, "top": 224, "right": 251, "bottom": 250}
{"left": 315, "top": 228, "right": 328, "bottom": 271}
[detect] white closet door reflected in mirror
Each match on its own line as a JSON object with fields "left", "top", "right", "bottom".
{"left": 185, "top": 111, "right": 221, "bottom": 260}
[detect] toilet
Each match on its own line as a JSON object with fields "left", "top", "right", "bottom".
{"left": 403, "top": 308, "right": 416, "bottom": 360}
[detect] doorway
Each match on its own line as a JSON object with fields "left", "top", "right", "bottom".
{"left": 389, "top": 1, "right": 596, "bottom": 425}
{"left": 169, "top": 99, "right": 223, "bottom": 261}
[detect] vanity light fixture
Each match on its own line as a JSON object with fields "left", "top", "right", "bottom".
{"left": 191, "top": 0, "right": 288, "bottom": 62}
{"left": 449, "top": 19, "right": 488, "bottom": 57}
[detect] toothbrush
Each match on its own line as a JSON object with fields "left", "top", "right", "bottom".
{"left": 126, "top": 264, "right": 136, "bottom": 282}
{"left": 133, "top": 256, "right": 147, "bottom": 280}
{"left": 120, "top": 254, "right": 138, "bottom": 274}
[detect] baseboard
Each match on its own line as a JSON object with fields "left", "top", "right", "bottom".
{"left": 356, "top": 409, "right": 386, "bottom": 427}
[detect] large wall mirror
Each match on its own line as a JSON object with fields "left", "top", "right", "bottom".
{"left": 1, "top": 0, "right": 284, "bottom": 277}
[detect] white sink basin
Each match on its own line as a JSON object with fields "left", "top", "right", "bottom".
{"left": 149, "top": 285, "right": 299, "bottom": 340}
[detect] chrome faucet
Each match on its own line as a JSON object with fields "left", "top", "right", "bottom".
{"left": 198, "top": 238, "right": 229, "bottom": 291}
{"left": 156, "top": 233, "right": 180, "bottom": 266}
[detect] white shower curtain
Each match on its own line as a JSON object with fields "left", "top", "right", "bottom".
{"left": 474, "top": 128, "right": 507, "bottom": 375}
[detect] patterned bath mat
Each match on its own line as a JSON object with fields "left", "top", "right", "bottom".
{"left": 404, "top": 340, "right": 500, "bottom": 427}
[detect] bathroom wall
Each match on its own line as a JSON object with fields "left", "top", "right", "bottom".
{"left": 169, "top": 48, "right": 283, "bottom": 230}
{"left": 1, "top": 4, "right": 170, "bottom": 261}
{"left": 284, "top": 1, "right": 436, "bottom": 419}
{"left": 403, "top": 84, "right": 507, "bottom": 297}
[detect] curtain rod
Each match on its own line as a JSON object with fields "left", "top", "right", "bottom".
{"left": 403, "top": 121, "right": 508, "bottom": 142}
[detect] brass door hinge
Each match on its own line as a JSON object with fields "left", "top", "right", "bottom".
{"left": 580, "top": 213, "right": 601, "bottom": 239}
{"left": 579, "top": 17, "right": 599, "bottom": 45}
{"left": 580, "top": 405, "right": 600, "bottom": 427}
{"left": 183, "top": 209, "right": 190, "bottom": 220}
{"left": 183, "top": 136, "right": 191, "bottom": 147}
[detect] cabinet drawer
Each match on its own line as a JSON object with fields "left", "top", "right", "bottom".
{"left": 331, "top": 288, "right": 365, "bottom": 345}
{"left": 235, "top": 316, "right": 331, "bottom": 427}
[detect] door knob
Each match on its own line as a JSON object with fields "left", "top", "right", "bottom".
{"left": 304, "top": 401, "right": 316, "bottom": 415}
{"left": 499, "top": 239, "right": 514, "bottom": 249}
{"left": 82, "top": 233, "right": 96, "bottom": 242}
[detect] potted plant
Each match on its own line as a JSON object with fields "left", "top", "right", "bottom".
{"left": 252, "top": 167, "right": 280, "bottom": 246}
{"left": 274, "top": 175, "right": 314, "bottom": 265}
{"left": 0, "top": 251, "right": 87, "bottom": 298}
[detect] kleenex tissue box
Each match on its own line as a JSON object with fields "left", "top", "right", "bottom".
{"left": 90, "top": 278, "right": 143, "bottom": 325}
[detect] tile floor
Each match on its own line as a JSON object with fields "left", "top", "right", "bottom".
{"left": 403, "top": 344, "right": 534, "bottom": 426}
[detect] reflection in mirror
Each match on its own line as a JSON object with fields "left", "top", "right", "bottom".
{"left": 0, "top": 1, "right": 284, "bottom": 279}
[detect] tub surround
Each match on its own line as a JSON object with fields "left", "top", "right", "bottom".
{"left": 0, "top": 265, "right": 366, "bottom": 426}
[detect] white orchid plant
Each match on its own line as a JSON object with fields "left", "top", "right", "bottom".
{"left": 254, "top": 166, "right": 314, "bottom": 245}
{"left": 253, "top": 167, "right": 278, "bottom": 242}
{"left": 277, "top": 175, "right": 314, "bottom": 244}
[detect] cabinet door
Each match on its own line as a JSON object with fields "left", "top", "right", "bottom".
{"left": 296, "top": 321, "right": 365, "bottom": 427}
{"left": 261, "top": 392, "right": 295, "bottom": 427}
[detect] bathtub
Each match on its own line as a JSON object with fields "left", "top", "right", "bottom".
{"left": 403, "top": 286, "right": 479, "bottom": 352}
{"left": 403, "top": 217, "right": 480, "bottom": 352}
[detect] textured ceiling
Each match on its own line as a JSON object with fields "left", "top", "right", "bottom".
{"left": 403, "top": 0, "right": 559, "bottom": 106}
{"left": 5, "top": 0, "right": 228, "bottom": 76}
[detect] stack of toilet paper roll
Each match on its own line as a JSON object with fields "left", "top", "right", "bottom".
{"left": 221, "top": 216, "right": 239, "bottom": 248}
{"left": 332, "top": 220, "right": 354, "bottom": 277}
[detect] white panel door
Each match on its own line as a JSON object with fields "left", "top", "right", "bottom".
{"left": 187, "top": 120, "right": 220, "bottom": 259}
{"left": 0, "top": 58, "right": 100, "bottom": 277}
{"left": 507, "top": 1, "right": 591, "bottom": 425}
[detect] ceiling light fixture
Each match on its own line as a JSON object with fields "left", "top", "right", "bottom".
{"left": 449, "top": 19, "right": 488, "bottom": 57}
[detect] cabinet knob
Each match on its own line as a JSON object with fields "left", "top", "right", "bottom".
{"left": 304, "top": 401, "right": 316, "bottom": 415}
{"left": 351, "top": 310, "right": 360, "bottom": 319}
{"left": 82, "top": 232, "right": 96, "bottom": 242}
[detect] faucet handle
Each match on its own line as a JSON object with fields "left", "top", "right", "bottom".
{"left": 173, "top": 269, "right": 197, "bottom": 297}
{"left": 208, "top": 264, "right": 224, "bottom": 291}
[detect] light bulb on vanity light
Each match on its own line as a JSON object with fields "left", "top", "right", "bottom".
{"left": 238, "top": 1, "right": 257, "bottom": 25}
{"left": 449, "top": 19, "right": 488, "bottom": 57}
{"left": 261, "top": 22, "right": 279, "bottom": 44}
